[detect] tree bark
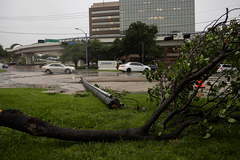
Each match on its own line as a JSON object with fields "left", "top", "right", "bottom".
{"left": 0, "top": 109, "right": 178, "bottom": 141}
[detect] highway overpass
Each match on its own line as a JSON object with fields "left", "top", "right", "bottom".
{"left": 6, "top": 35, "right": 185, "bottom": 65}
{"left": 6, "top": 42, "right": 64, "bottom": 64}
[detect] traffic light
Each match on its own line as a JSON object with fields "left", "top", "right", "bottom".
{"left": 61, "top": 42, "right": 68, "bottom": 45}
{"left": 164, "top": 36, "right": 173, "bottom": 41}
{"left": 38, "top": 40, "right": 45, "bottom": 43}
{"left": 183, "top": 34, "right": 190, "bottom": 39}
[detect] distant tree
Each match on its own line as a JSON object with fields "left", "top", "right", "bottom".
{"left": 122, "top": 21, "right": 162, "bottom": 61}
{"left": 60, "top": 41, "right": 85, "bottom": 68}
{"left": 0, "top": 45, "right": 9, "bottom": 58}
{"left": 87, "top": 39, "right": 102, "bottom": 63}
{"left": 88, "top": 39, "right": 112, "bottom": 62}
{"left": 147, "top": 45, "right": 165, "bottom": 59}
{"left": 98, "top": 45, "right": 112, "bottom": 60}
{"left": 109, "top": 38, "right": 125, "bottom": 59}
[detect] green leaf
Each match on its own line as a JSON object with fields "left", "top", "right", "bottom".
{"left": 168, "top": 73, "right": 174, "bottom": 78}
{"left": 207, "top": 82, "right": 211, "bottom": 86}
{"left": 165, "top": 93, "right": 170, "bottom": 99}
{"left": 203, "top": 119, "right": 207, "bottom": 124}
{"left": 228, "top": 118, "right": 236, "bottom": 123}
{"left": 235, "top": 51, "right": 240, "bottom": 55}
{"left": 158, "top": 131, "right": 163, "bottom": 136}
{"left": 158, "top": 124, "right": 164, "bottom": 136}
{"left": 226, "top": 104, "right": 231, "bottom": 110}
{"left": 204, "top": 58, "right": 209, "bottom": 61}
{"left": 204, "top": 133, "right": 211, "bottom": 139}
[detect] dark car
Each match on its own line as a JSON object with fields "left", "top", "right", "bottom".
{"left": 9, "top": 61, "right": 16, "bottom": 65}
{"left": 147, "top": 64, "right": 156, "bottom": 71}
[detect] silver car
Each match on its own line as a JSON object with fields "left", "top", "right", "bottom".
{"left": 217, "top": 64, "right": 237, "bottom": 72}
{"left": 0, "top": 63, "right": 8, "bottom": 68}
{"left": 41, "top": 63, "right": 75, "bottom": 74}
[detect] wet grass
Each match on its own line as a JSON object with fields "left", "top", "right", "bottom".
{"left": 0, "top": 88, "right": 240, "bottom": 160}
{"left": 0, "top": 69, "right": 7, "bottom": 72}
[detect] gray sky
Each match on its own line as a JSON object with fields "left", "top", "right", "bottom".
{"left": 0, "top": 0, "right": 239, "bottom": 48}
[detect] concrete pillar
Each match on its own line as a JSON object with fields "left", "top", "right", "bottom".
{"left": 14, "top": 55, "right": 22, "bottom": 64}
{"left": 78, "top": 60, "right": 84, "bottom": 67}
{"left": 23, "top": 53, "right": 35, "bottom": 65}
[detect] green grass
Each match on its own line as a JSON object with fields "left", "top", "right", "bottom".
{"left": 0, "top": 69, "right": 7, "bottom": 72}
{"left": 0, "top": 88, "right": 240, "bottom": 160}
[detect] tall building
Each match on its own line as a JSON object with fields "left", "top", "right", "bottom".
{"left": 89, "top": 2, "right": 120, "bottom": 37}
{"left": 119, "top": 0, "right": 195, "bottom": 34}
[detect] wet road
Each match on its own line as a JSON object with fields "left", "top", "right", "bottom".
{"left": 2, "top": 65, "right": 145, "bottom": 77}
{"left": 0, "top": 65, "right": 153, "bottom": 93}
{"left": 1, "top": 65, "right": 230, "bottom": 94}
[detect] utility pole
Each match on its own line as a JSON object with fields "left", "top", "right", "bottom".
{"left": 75, "top": 28, "right": 88, "bottom": 69}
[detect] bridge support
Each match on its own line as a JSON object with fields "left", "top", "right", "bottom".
{"left": 23, "top": 53, "right": 34, "bottom": 65}
{"left": 14, "top": 55, "right": 22, "bottom": 64}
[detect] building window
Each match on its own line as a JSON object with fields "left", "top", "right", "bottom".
{"left": 92, "top": 15, "right": 120, "bottom": 20}
{"left": 92, "top": 22, "right": 120, "bottom": 26}
{"left": 92, "top": 10, "right": 119, "bottom": 14}
{"left": 92, "top": 27, "right": 120, "bottom": 31}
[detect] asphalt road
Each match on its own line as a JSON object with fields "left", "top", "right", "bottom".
{"left": 0, "top": 65, "right": 157, "bottom": 94}
{"left": 1, "top": 65, "right": 232, "bottom": 95}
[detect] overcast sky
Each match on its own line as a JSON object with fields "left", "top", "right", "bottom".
{"left": 0, "top": 0, "right": 239, "bottom": 48}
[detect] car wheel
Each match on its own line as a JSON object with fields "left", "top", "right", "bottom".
{"left": 45, "top": 69, "right": 51, "bottom": 74}
{"left": 127, "top": 68, "right": 131, "bottom": 73}
{"left": 122, "top": 71, "right": 125, "bottom": 72}
{"left": 144, "top": 68, "right": 149, "bottom": 71}
{"left": 65, "top": 69, "right": 71, "bottom": 74}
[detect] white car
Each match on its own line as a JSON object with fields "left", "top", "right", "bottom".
{"left": 0, "top": 63, "right": 8, "bottom": 68}
{"left": 41, "top": 63, "right": 75, "bottom": 74}
{"left": 118, "top": 62, "right": 151, "bottom": 73}
{"left": 217, "top": 64, "right": 237, "bottom": 72}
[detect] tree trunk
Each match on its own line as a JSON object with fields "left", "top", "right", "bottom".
{"left": 0, "top": 109, "right": 179, "bottom": 141}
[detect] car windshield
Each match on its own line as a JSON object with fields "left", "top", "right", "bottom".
{"left": 223, "top": 64, "right": 232, "bottom": 67}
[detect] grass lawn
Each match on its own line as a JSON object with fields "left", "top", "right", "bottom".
{"left": 0, "top": 69, "right": 7, "bottom": 72}
{"left": 0, "top": 88, "right": 240, "bottom": 159}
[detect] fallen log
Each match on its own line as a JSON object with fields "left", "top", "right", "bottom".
{"left": 0, "top": 109, "right": 177, "bottom": 141}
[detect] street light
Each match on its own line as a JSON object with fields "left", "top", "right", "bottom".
{"left": 75, "top": 28, "right": 88, "bottom": 69}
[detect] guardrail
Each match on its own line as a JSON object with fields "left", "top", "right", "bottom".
{"left": 81, "top": 77, "right": 122, "bottom": 109}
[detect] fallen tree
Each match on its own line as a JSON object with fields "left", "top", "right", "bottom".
{"left": 1, "top": 9, "right": 240, "bottom": 141}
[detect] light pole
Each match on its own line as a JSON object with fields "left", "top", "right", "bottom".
{"left": 75, "top": 28, "right": 88, "bottom": 69}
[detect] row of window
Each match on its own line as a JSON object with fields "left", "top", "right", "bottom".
{"left": 120, "top": 0, "right": 194, "bottom": 5}
{"left": 92, "top": 21, "right": 120, "bottom": 26}
{"left": 92, "top": 27, "right": 120, "bottom": 31}
{"left": 92, "top": 15, "right": 119, "bottom": 20}
{"left": 92, "top": 34, "right": 120, "bottom": 36}
{"left": 92, "top": 10, "right": 119, "bottom": 15}
{"left": 121, "top": 7, "right": 193, "bottom": 12}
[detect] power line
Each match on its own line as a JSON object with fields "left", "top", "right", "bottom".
{"left": 0, "top": 30, "right": 86, "bottom": 35}
{"left": 0, "top": 2, "right": 239, "bottom": 21}
{"left": 0, "top": 15, "right": 239, "bottom": 36}
{"left": 195, "top": 3, "right": 240, "bottom": 14}
{"left": 0, "top": 12, "right": 89, "bottom": 21}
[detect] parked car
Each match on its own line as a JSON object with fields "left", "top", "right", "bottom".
{"left": 0, "top": 63, "right": 8, "bottom": 68}
{"left": 118, "top": 62, "right": 151, "bottom": 73}
{"left": 41, "top": 63, "right": 75, "bottom": 74}
{"left": 147, "top": 64, "right": 156, "bottom": 71}
{"left": 9, "top": 61, "right": 16, "bottom": 65}
{"left": 217, "top": 64, "right": 237, "bottom": 72}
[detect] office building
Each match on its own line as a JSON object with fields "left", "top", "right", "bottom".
{"left": 119, "top": 0, "right": 195, "bottom": 34}
{"left": 89, "top": 2, "right": 120, "bottom": 37}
